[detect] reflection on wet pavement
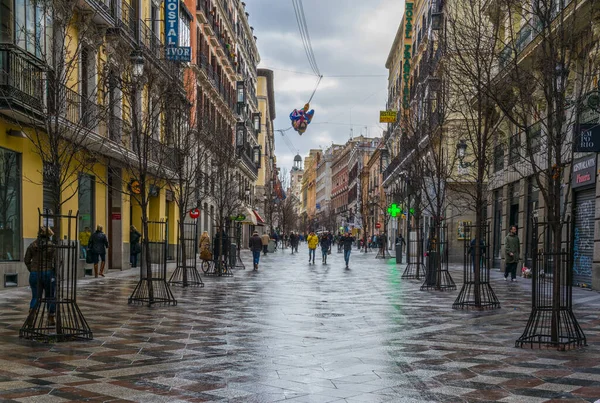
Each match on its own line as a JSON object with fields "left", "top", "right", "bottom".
{"left": 0, "top": 243, "right": 600, "bottom": 402}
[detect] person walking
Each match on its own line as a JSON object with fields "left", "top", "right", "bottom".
{"left": 130, "top": 225, "right": 141, "bottom": 268}
{"left": 307, "top": 231, "right": 318, "bottom": 264}
{"left": 261, "top": 231, "right": 270, "bottom": 255}
{"left": 289, "top": 232, "right": 298, "bottom": 254}
{"left": 88, "top": 225, "right": 109, "bottom": 277}
{"left": 24, "top": 226, "right": 57, "bottom": 326}
{"left": 341, "top": 232, "right": 356, "bottom": 269}
{"left": 249, "top": 231, "right": 263, "bottom": 270}
{"left": 504, "top": 225, "right": 520, "bottom": 281}
{"left": 78, "top": 226, "right": 91, "bottom": 260}
{"left": 199, "top": 231, "right": 211, "bottom": 261}
{"left": 320, "top": 232, "right": 331, "bottom": 264}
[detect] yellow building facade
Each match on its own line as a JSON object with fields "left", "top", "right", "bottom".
{"left": 0, "top": 0, "right": 184, "bottom": 289}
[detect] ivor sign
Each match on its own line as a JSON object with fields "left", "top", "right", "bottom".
{"left": 165, "top": 0, "right": 191, "bottom": 61}
{"left": 166, "top": 46, "right": 191, "bottom": 62}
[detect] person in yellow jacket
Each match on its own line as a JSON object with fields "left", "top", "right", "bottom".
{"left": 307, "top": 231, "right": 319, "bottom": 264}
{"left": 78, "top": 227, "right": 91, "bottom": 260}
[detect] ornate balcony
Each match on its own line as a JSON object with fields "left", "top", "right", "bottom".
{"left": 0, "top": 47, "right": 45, "bottom": 121}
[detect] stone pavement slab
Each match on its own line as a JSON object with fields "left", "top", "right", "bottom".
{"left": 0, "top": 244, "right": 599, "bottom": 402}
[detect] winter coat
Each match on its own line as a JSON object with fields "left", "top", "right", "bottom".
{"left": 307, "top": 234, "right": 319, "bottom": 249}
{"left": 88, "top": 231, "right": 109, "bottom": 254}
{"left": 24, "top": 237, "right": 56, "bottom": 272}
{"left": 249, "top": 235, "right": 263, "bottom": 252}
{"left": 320, "top": 236, "right": 331, "bottom": 251}
{"left": 341, "top": 236, "right": 355, "bottom": 251}
{"left": 130, "top": 230, "right": 141, "bottom": 254}
{"left": 261, "top": 233, "right": 270, "bottom": 246}
{"left": 199, "top": 234, "right": 211, "bottom": 252}
{"left": 504, "top": 233, "right": 520, "bottom": 264}
{"left": 213, "top": 232, "right": 229, "bottom": 256}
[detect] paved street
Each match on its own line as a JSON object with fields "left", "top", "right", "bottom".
{"left": 0, "top": 244, "right": 600, "bottom": 402}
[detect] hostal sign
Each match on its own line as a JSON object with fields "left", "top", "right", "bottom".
{"left": 165, "top": 0, "right": 191, "bottom": 61}
{"left": 402, "top": 2, "right": 414, "bottom": 110}
{"left": 572, "top": 155, "right": 597, "bottom": 189}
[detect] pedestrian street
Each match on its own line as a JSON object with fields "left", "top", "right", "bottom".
{"left": 0, "top": 244, "right": 600, "bottom": 402}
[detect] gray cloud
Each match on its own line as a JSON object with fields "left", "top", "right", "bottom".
{"left": 246, "top": 0, "right": 404, "bottom": 170}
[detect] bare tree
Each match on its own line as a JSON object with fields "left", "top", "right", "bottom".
{"left": 5, "top": 0, "right": 108, "bottom": 232}
{"left": 444, "top": 0, "right": 505, "bottom": 305}
{"left": 488, "top": 0, "right": 597, "bottom": 346}
{"left": 275, "top": 169, "right": 298, "bottom": 236}
{"left": 102, "top": 45, "right": 178, "bottom": 305}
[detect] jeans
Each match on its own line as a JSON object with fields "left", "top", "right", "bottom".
{"left": 29, "top": 271, "right": 56, "bottom": 314}
{"left": 80, "top": 246, "right": 87, "bottom": 259}
{"left": 252, "top": 250, "right": 261, "bottom": 266}
{"left": 130, "top": 252, "right": 138, "bottom": 267}
{"left": 505, "top": 262, "right": 517, "bottom": 279}
{"left": 322, "top": 249, "right": 328, "bottom": 260}
{"left": 309, "top": 248, "right": 316, "bottom": 262}
{"left": 344, "top": 249, "right": 351, "bottom": 265}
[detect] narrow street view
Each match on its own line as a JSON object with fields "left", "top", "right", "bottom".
{"left": 2, "top": 0, "right": 600, "bottom": 401}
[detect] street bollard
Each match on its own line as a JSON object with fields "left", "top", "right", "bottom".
{"left": 395, "top": 243, "right": 403, "bottom": 264}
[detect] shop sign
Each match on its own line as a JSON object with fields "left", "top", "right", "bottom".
{"left": 380, "top": 111, "right": 398, "bottom": 123}
{"left": 165, "top": 0, "right": 191, "bottom": 61}
{"left": 575, "top": 124, "right": 600, "bottom": 152}
{"left": 129, "top": 180, "right": 141, "bottom": 195}
{"left": 402, "top": 2, "right": 414, "bottom": 109}
{"left": 572, "top": 155, "right": 597, "bottom": 189}
{"left": 111, "top": 213, "right": 121, "bottom": 220}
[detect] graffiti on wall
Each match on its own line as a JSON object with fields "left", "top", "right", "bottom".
{"left": 573, "top": 200, "right": 594, "bottom": 283}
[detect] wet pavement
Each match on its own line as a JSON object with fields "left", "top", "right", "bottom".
{"left": 1, "top": 244, "right": 600, "bottom": 402}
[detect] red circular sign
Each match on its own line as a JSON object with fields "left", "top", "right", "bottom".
{"left": 375, "top": 222, "right": 381, "bottom": 229}
{"left": 189, "top": 208, "right": 200, "bottom": 219}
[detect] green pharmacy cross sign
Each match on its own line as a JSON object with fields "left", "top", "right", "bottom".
{"left": 387, "top": 203, "right": 401, "bottom": 217}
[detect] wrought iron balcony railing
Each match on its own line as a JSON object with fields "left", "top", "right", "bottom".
{"left": 0, "top": 47, "right": 45, "bottom": 117}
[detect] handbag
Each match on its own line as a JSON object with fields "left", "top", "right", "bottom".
{"left": 200, "top": 249, "right": 212, "bottom": 261}
{"left": 85, "top": 249, "right": 93, "bottom": 264}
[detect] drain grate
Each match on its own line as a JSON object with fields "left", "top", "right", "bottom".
{"left": 314, "top": 313, "right": 345, "bottom": 318}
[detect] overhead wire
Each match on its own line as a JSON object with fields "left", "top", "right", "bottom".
{"left": 292, "top": 0, "right": 320, "bottom": 77}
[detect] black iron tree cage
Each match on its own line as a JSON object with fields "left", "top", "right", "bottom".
{"left": 515, "top": 217, "right": 586, "bottom": 349}
{"left": 453, "top": 222, "right": 500, "bottom": 310}
{"left": 420, "top": 223, "right": 456, "bottom": 291}
{"left": 401, "top": 222, "right": 425, "bottom": 280}
{"left": 169, "top": 219, "right": 204, "bottom": 287}
{"left": 20, "top": 210, "right": 93, "bottom": 342}
{"left": 129, "top": 219, "right": 177, "bottom": 306}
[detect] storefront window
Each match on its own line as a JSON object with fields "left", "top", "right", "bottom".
{"left": 0, "top": 148, "right": 21, "bottom": 261}
{"left": 78, "top": 175, "right": 94, "bottom": 259}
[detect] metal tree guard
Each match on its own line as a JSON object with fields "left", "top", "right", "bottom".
{"left": 421, "top": 224, "right": 456, "bottom": 291}
{"left": 129, "top": 220, "right": 177, "bottom": 306}
{"left": 169, "top": 220, "right": 204, "bottom": 287}
{"left": 401, "top": 224, "right": 425, "bottom": 279}
{"left": 234, "top": 222, "right": 245, "bottom": 269}
{"left": 453, "top": 223, "right": 500, "bottom": 310}
{"left": 20, "top": 210, "right": 92, "bottom": 342}
{"left": 516, "top": 218, "right": 586, "bottom": 349}
{"left": 205, "top": 225, "right": 233, "bottom": 276}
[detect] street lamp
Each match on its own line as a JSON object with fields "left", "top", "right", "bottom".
{"left": 253, "top": 113, "right": 261, "bottom": 133}
{"left": 131, "top": 52, "right": 144, "bottom": 78}
{"left": 456, "top": 139, "right": 473, "bottom": 168}
{"left": 252, "top": 145, "right": 261, "bottom": 167}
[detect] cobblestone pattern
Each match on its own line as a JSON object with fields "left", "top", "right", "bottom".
{"left": 0, "top": 245, "right": 599, "bottom": 402}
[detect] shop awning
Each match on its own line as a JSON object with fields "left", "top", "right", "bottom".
{"left": 239, "top": 208, "right": 257, "bottom": 225}
{"left": 253, "top": 210, "right": 266, "bottom": 226}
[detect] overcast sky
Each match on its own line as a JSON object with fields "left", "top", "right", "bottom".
{"left": 245, "top": 0, "right": 405, "bottom": 173}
